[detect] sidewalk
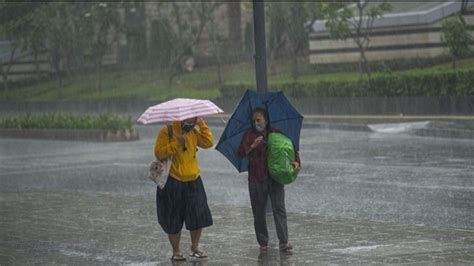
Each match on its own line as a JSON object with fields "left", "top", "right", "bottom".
{"left": 1, "top": 191, "right": 473, "bottom": 265}
{"left": 1, "top": 115, "right": 473, "bottom": 265}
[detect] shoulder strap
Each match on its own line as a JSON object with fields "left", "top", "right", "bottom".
{"left": 167, "top": 124, "right": 173, "bottom": 140}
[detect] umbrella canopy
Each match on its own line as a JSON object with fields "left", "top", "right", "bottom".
{"left": 137, "top": 98, "right": 224, "bottom": 124}
{"left": 216, "top": 90, "right": 304, "bottom": 172}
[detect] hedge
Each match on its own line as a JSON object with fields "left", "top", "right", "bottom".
{"left": 0, "top": 113, "right": 133, "bottom": 132}
{"left": 219, "top": 69, "right": 474, "bottom": 98}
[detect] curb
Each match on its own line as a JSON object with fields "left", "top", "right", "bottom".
{"left": 203, "top": 116, "right": 474, "bottom": 139}
{"left": 303, "top": 121, "right": 371, "bottom": 132}
{"left": 414, "top": 128, "right": 474, "bottom": 139}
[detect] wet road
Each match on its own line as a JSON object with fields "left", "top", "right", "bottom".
{"left": 1, "top": 125, "right": 473, "bottom": 264}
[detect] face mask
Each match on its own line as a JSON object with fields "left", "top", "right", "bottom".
{"left": 254, "top": 122, "right": 266, "bottom": 132}
{"left": 182, "top": 123, "right": 195, "bottom": 133}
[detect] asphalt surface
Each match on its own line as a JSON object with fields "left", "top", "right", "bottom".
{"left": 1, "top": 122, "right": 474, "bottom": 264}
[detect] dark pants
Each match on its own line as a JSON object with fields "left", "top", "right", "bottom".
{"left": 156, "top": 176, "right": 213, "bottom": 234}
{"left": 249, "top": 177, "right": 288, "bottom": 247}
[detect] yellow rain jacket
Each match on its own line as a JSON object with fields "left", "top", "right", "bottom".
{"left": 154, "top": 120, "right": 214, "bottom": 182}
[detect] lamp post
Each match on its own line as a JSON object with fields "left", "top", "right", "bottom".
{"left": 252, "top": 0, "right": 267, "bottom": 93}
{"left": 253, "top": 0, "right": 274, "bottom": 219}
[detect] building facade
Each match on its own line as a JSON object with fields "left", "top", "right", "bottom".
{"left": 309, "top": 2, "right": 474, "bottom": 65}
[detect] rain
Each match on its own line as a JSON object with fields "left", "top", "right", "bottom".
{"left": 1, "top": 1, "right": 473, "bottom": 264}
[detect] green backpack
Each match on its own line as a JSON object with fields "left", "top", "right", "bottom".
{"left": 267, "top": 132, "right": 298, "bottom": 185}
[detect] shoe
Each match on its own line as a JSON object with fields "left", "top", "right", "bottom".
{"left": 279, "top": 242, "right": 293, "bottom": 252}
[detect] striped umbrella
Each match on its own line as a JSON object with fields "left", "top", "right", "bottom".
{"left": 137, "top": 98, "right": 224, "bottom": 124}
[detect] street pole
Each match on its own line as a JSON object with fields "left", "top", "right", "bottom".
{"left": 253, "top": 0, "right": 274, "bottom": 222}
{"left": 253, "top": 0, "right": 267, "bottom": 93}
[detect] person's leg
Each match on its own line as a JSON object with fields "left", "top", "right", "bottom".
{"left": 190, "top": 229, "right": 201, "bottom": 249}
{"left": 157, "top": 177, "right": 186, "bottom": 259}
{"left": 168, "top": 231, "right": 182, "bottom": 255}
{"left": 189, "top": 229, "right": 208, "bottom": 258}
{"left": 190, "top": 229, "right": 204, "bottom": 252}
{"left": 269, "top": 178, "right": 290, "bottom": 248}
{"left": 249, "top": 179, "right": 270, "bottom": 248}
{"left": 184, "top": 177, "right": 212, "bottom": 257}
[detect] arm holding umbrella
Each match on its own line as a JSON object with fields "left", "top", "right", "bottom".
{"left": 238, "top": 131, "right": 265, "bottom": 157}
{"left": 195, "top": 117, "right": 214, "bottom": 149}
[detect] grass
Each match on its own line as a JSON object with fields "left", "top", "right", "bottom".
{"left": 1, "top": 57, "right": 474, "bottom": 102}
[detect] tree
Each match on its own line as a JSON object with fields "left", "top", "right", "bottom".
{"left": 123, "top": 1, "right": 147, "bottom": 65}
{"left": 0, "top": 2, "right": 43, "bottom": 97}
{"left": 149, "top": 18, "right": 175, "bottom": 70}
{"left": 34, "top": 2, "right": 83, "bottom": 89}
{"left": 83, "top": 2, "right": 124, "bottom": 90}
{"left": 157, "top": 2, "right": 222, "bottom": 86}
{"left": 461, "top": 0, "right": 469, "bottom": 14}
{"left": 267, "top": 3, "right": 287, "bottom": 75}
{"left": 325, "top": 1, "right": 392, "bottom": 77}
{"left": 286, "top": 2, "right": 313, "bottom": 80}
{"left": 207, "top": 11, "right": 225, "bottom": 87}
{"left": 266, "top": 2, "right": 324, "bottom": 80}
{"left": 441, "top": 13, "right": 472, "bottom": 69}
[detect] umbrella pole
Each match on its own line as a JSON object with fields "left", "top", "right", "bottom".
{"left": 252, "top": 0, "right": 268, "bottom": 93}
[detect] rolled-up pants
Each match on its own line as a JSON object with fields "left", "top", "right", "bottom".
{"left": 249, "top": 177, "right": 288, "bottom": 247}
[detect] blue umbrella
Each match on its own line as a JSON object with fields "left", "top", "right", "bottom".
{"left": 216, "top": 90, "right": 304, "bottom": 172}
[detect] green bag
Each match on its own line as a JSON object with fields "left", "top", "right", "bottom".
{"left": 267, "top": 132, "right": 298, "bottom": 185}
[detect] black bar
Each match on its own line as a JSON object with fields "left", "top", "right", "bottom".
{"left": 253, "top": 0, "right": 267, "bottom": 93}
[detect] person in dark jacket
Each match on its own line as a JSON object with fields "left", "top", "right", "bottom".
{"left": 238, "top": 108, "right": 300, "bottom": 253}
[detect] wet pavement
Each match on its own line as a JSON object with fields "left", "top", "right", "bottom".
{"left": 1, "top": 125, "right": 473, "bottom": 264}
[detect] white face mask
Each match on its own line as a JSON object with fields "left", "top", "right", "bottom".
{"left": 254, "top": 122, "right": 266, "bottom": 132}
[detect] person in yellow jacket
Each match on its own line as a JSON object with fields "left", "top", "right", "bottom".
{"left": 154, "top": 116, "right": 214, "bottom": 262}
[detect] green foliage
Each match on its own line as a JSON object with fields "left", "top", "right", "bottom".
{"left": 124, "top": 2, "right": 147, "bottom": 63}
{"left": 2, "top": 56, "right": 474, "bottom": 102}
{"left": 286, "top": 2, "right": 310, "bottom": 53}
{"left": 267, "top": 3, "right": 287, "bottom": 56}
{"left": 149, "top": 18, "right": 175, "bottom": 67}
{"left": 243, "top": 21, "right": 254, "bottom": 56}
{"left": 0, "top": 113, "right": 133, "bottom": 131}
{"left": 324, "top": 1, "right": 392, "bottom": 75}
{"left": 219, "top": 69, "right": 474, "bottom": 98}
{"left": 441, "top": 13, "right": 472, "bottom": 66}
{"left": 324, "top": 4, "right": 353, "bottom": 40}
{"left": 0, "top": 2, "right": 43, "bottom": 47}
{"left": 84, "top": 2, "right": 124, "bottom": 63}
{"left": 164, "top": 3, "right": 222, "bottom": 69}
{"left": 267, "top": 2, "right": 323, "bottom": 53}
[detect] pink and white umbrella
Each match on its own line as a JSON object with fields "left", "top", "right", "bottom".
{"left": 137, "top": 98, "right": 224, "bottom": 124}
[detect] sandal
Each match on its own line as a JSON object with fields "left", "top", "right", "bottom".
{"left": 189, "top": 250, "right": 208, "bottom": 259}
{"left": 170, "top": 254, "right": 186, "bottom": 262}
